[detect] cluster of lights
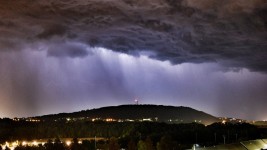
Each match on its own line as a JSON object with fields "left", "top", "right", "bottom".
{"left": 12, "top": 118, "right": 41, "bottom": 122}
{"left": 125, "top": 119, "right": 134, "bottom": 122}
{"left": 91, "top": 118, "right": 101, "bottom": 122}
{"left": 0, "top": 137, "right": 109, "bottom": 150}
{"left": 105, "top": 118, "right": 115, "bottom": 122}
{"left": 219, "top": 117, "right": 246, "bottom": 124}
{"left": 1, "top": 138, "right": 99, "bottom": 150}
{"left": 21, "top": 141, "right": 45, "bottom": 146}
{"left": 193, "top": 120, "right": 202, "bottom": 123}
{"left": 65, "top": 140, "right": 82, "bottom": 146}
{"left": 91, "top": 117, "right": 160, "bottom": 122}
{"left": 91, "top": 118, "right": 117, "bottom": 122}
{"left": 27, "top": 119, "right": 41, "bottom": 122}
{"left": 12, "top": 118, "right": 20, "bottom": 121}
{"left": 16, "top": 115, "right": 165, "bottom": 123}
{"left": 142, "top": 118, "right": 152, "bottom": 121}
{"left": 1, "top": 140, "right": 75, "bottom": 149}
{"left": 66, "top": 117, "right": 86, "bottom": 122}
{"left": 1, "top": 141, "right": 19, "bottom": 150}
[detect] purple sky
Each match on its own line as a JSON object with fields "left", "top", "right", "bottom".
{"left": 1, "top": 46, "right": 267, "bottom": 120}
{"left": 0, "top": 0, "right": 267, "bottom": 120}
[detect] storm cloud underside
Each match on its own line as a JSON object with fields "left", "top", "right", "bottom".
{"left": 0, "top": 0, "right": 267, "bottom": 120}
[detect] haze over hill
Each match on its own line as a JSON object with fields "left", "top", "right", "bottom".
{"left": 34, "top": 105, "right": 220, "bottom": 125}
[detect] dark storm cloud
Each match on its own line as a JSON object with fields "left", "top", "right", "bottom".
{"left": 0, "top": 0, "right": 267, "bottom": 71}
{"left": 47, "top": 42, "right": 89, "bottom": 58}
{"left": 0, "top": 0, "right": 267, "bottom": 72}
{"left": 37, "top": 24, "right": 68, "bottom": 39}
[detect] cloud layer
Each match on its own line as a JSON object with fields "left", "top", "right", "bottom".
{"left": 0, "top": 0, "right": 267, "bottom": 72}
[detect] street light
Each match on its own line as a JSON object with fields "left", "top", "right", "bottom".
{"left": 192, "top": 144, "right": 199, "bottom": 150}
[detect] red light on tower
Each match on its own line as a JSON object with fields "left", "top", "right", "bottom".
{"left": 134, "top": 99, "right": 139, "bottom": 105}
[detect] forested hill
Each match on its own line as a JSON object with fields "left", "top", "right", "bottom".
{"left": 35, "top": 105, "right": 219, "bottom": 125}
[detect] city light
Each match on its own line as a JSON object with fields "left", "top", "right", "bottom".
{"left": 66, "top": 141, "right": 71, "bottom": 146}
{"left": 32, "top": 141, "right": 38, "bottom": 146}
{"left": 22, "top": 141, "right": 27, "bottom": 146}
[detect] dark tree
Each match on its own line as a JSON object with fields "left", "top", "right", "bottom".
{"left": 145, "top": 137, "right": 154, "bottom": 150}
{"left": 108, "top": 137, "right": 120, "bottom": 150}
{"left": 128, "top": 139, "right": 137, "bottom": 150}
{"left": 137, "top": 140, "right": 146, "bottom": 150}
{"left": 157, "top": 136, "right": 175, "bottom": 150}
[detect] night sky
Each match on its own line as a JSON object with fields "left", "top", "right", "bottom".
{"left": 0, "top": 0, "right": 267, "bottom": 120}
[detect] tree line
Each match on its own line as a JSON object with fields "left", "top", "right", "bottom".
{"left": 0, "top": 118, "right": 267, "bottom": 149}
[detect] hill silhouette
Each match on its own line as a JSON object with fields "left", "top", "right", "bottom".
{"left": 35, "top": 105, "right": 219, "bottom": 125}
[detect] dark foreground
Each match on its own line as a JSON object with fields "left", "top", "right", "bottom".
{"left": 1, "top": 118, "right": 267, "bottom": 150}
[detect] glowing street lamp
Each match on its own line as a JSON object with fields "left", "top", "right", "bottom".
{"left": 22, "top": 141, "right": 27, "bottom": 146}
{"left": 32, "top": 141, "right": 38, "bottom": 146}
{"left": 66, "top": 141, "right": 71, "bottom": 146}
